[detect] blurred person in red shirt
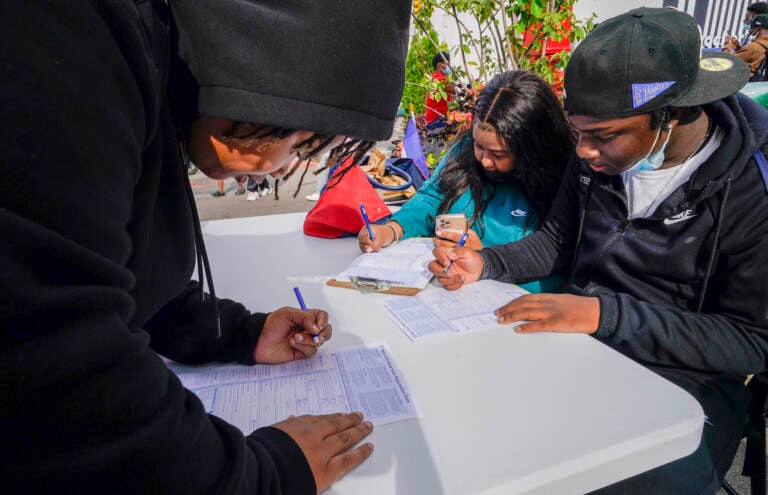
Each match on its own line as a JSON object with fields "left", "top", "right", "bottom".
{"left": 424, "top": 51, "right": 456, "bottom": 132}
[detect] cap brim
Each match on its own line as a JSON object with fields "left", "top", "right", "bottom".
{"left": 673, "top": 51, "right": 750, "bottom": 107}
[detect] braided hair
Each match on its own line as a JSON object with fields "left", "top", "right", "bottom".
{"left": 223, "top": 123, "right": 372, "bottom": 198}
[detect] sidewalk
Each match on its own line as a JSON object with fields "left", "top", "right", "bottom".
{"left": 190, "top": 166, "right": 321, "bottom": 221}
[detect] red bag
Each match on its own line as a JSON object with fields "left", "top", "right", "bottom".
{"left": 303, "top": 160, "right": 391, "bottom": 238}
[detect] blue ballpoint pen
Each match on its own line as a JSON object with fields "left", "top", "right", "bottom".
{"left": 293, "top": 286, "right": 321, "bottom": 346}
{"left": 442, "top": 231, "right": 469, "bottom": 275}
{"left": 360, "top": 203, "right": 375, "bottom": 242}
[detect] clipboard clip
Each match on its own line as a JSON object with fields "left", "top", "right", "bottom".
{"left": 349, "top": 276, "right": 393, "bottom": 294}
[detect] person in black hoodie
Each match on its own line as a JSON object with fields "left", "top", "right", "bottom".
{"left": 430, "top": 8, "right": 768, "bottom": 494}
{"left": 0, "top": 1, "right": 409, "bottom": 494}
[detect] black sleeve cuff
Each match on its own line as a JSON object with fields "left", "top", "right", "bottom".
{"left": 247, "top": 426, "right": 316, "bottom": 495}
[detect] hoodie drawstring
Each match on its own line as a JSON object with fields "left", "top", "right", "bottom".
{"left": 695, "top": 178, "right": 732, "bottom": 313}
{"left": 569, "top": 178, "right": 593, "bottom": 286}
{"left": 180, "top": 141, "right": 222, "bottom": 338}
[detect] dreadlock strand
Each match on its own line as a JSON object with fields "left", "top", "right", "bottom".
{"left": 293, "top": 161, "right": 312, "bottom": 198}
{"left": 280, "top": 159, "right": 305, "bottom": 183}
{"left": 274, "top": 178, "right": 280, "bottom": 201}
{"left": 321, "top": 140, "right": 373, "bottom": 193}
{"left": 293, "top": 134, "right": 337, "bottom": 162}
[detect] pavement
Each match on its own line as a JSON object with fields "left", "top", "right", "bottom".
{"left": 190, "top": 163, "right": 324, "bottom": 221}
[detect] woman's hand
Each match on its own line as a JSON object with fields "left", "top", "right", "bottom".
{"left": 357, "top": 222, "right": 401, "bottom": 253}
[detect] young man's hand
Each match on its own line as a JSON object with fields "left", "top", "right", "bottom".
{"left": 495, "top": 293, "right": 600, "bottom": 334}
{"left": 254, "top": 307, "right": 331, "bottom": 363}
{"left": 428, "top": 244, "right": 483, "bottom": 290}
{"left": 433, "top": 228, "right": 482, "bottom": 250}
{"left": 273, "top": 412, "right": 374, "bottom": 492}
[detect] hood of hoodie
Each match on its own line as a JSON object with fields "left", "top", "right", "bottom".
{"left": 169, "top": 0, "right": 410, "bottom": 142}
{"left": 689, "top": 92, "right": 768, "bottom": 200}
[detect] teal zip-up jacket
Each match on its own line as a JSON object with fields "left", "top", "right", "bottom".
{"left": 392, "top": 142, "right": 561, "bottom": 293}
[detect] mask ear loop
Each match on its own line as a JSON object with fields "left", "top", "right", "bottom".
{"left": 641, "top": 124, "right": 665, "bottom": 161}
{"left": 641, "top": 110, "right": 674, "bottom": 161}
{"left": 655, "top": 124, "right": 674, "bottom": 158}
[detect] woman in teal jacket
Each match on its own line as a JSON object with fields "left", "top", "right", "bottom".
{"left": 358, "top": 70, "right": 574, "bottom": 292}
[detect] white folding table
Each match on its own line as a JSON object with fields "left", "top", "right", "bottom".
{"left": 198, "top": 212, "right": 703, "bottom": 495}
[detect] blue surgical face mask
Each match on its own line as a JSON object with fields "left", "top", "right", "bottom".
{"left": 745, "top": 22, "right": 753, "bottom": 32}
{"left": 441, "top": 65, "right": 452, "bottom": 76}
{"left": 628, "top": 124, "right": 673, "bottom": 173}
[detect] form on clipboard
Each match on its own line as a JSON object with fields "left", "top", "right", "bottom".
{"left": 327, "top": 238, "right": 434, "bottom": 295}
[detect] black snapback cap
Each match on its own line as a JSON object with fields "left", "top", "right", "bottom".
{"left": 752, "top": 13, "right": 768, "bottom": 29}
{"left": 564, "top": 7, "right": 749, "bottom": 118}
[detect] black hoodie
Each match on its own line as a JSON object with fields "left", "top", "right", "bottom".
{"left": 0, "top": 0, "right": 409, "bottom": 493}
{"left": 480, "top": 93, "right": 768, "bottom": 377}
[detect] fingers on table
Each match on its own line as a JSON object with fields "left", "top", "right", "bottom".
{"left": 321, "top": 412, "right": 375, "bottom": 476}
{"left": 496, "top": 297, "right": 536, "bottom": 322}
{"left": 327, "top": 437, "right": 374, "bottom": 478}
{"left": 309, "top": 411, "right": 363, "bottom": 429}
{"left": 309, "top": 412, "right": 372, "bottom": 438}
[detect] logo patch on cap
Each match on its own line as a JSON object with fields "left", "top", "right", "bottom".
{"left": 632, "top": 81, "right": 676, "bottom": 108}
{"left": 700, "top": 57, "right": 734, "bottom": 72}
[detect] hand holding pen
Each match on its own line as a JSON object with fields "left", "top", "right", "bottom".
{"left": 360, "top": 203, "right": 375, "bottom": 242}
{"left": 441, "top": 231, "right": 469, "bottom": 275}
{"left": 427, "top": 233, "right": 484, "bottom": 291}
{"left": 293, "top": 286, "right": 321, "bottom": 346}
{"left": 253, "top": 305, "right": 331, "bottom": 363}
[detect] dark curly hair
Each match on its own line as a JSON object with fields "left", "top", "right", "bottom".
{"left": 434, "top": 70, "right": 575, "bottom": 234}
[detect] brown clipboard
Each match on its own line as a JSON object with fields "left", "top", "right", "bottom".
{"left": 326, "top": 277, "right": 423, "bottom": 295}
{"left": 327, "top": 238, "right": 434, "bottom": 295}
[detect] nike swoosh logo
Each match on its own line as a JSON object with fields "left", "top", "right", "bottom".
{"left": 663, "top": 215, "right": 697, "bottom": 225}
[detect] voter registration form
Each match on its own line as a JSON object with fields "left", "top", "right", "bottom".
{"left": 170, "top": 343, "right": 417, "bottom": 433}
{"left": 333, "top": 237, "right": 434, "bottom": 289}
{"left": 381, "top": 280, "right": 528, "bottom": 340}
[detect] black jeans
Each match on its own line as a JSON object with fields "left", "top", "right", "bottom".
{"left": 246, "top": 177, "right": 269, "bottom": 192}
{"left": 589, "top": 366, "right": 748, "bottom": 495}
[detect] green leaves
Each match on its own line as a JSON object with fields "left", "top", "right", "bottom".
{"left": 528, "top": 0, "right": 546, "bottom": 18}
{"left": 403, "top": 0, "right": 596, "bottom": 109}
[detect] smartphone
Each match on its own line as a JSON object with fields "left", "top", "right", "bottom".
{"left": 435, "top": 213, "right": 468, "bottom": 235}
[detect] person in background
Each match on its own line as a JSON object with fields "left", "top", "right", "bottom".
{"left": 212, "top": 178, "right": 227, "bottom": 197}
{"left": 306, "top": 150, "right": 332, "bottom": 201}
{"left": 236, "top": 176, "right": 248, "bottom": 195}
{"left": 257, "top": 177, "right": 273, "bottom": 197}
{"left": 724, "top": 1, "right": 768, "bottom": 48}
{"left": 246, "top": 176, "right": 273, "bottom": 201}
{"left": 424, "top": 51, "right": 457, "bottom": 132}
{"left": 359, "top": 70, "right": 573, "bottom": 293}
{"left": 431, "top": 8, "right": 768, "bottom": 493}
{"left": 211, "top": 177, "right": 246, "bottom": 197}
{"left": 724, "top": 13, "right": 768, "bottom": 78}
{"left": 0, "top": 1, "right": 409, "bottom": 493}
